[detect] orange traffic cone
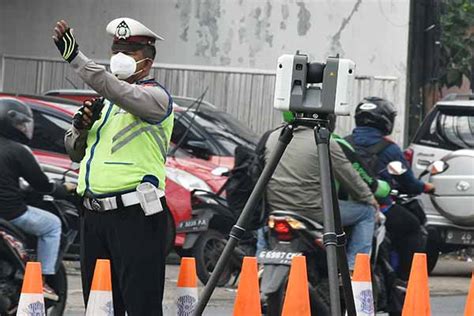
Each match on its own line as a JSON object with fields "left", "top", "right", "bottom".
{"left": 402, "top": 253, "right": 431, "bottom": 316}
{"left": 465, "top": 272, "right": 474, "bottom": 316}
{"left": 233, "top": 257, "right": 261, "bottom": 316}
{"left": 176, "top": 257, "right": 198, "bottom": 315}
{"left": 17, "top": 262, "right": 45, "bottom": 316}
{"left": 86, "top": 259, "right": 113, "bottom": 316}
{"left": 352, "top": 253, "right": 375, "bottom": 316}
{"left": 281, "top": 256, "right": 311, "bottom": 316}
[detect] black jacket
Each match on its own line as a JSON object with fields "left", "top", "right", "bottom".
{"left": 0, "top": 136, "right": 59, "bottom": 220}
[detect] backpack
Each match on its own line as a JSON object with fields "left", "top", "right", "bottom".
{"left": 336, "top": 135, "right": 391, "bottom": 199}
{"left": 344, "top": 135, "right": 392, "bottom": 174}
{"left": 225, "top": 129, "right": 274, "bottom": 230}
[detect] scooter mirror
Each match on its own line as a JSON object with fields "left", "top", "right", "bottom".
{"left": 387, "top": 161, "right": 407, "bottom": 175}
{"left": 211, "top": 167, "right": 230, "bottom": 176}
{"left": 430, "top": 160, "right": 448, "bottom": 175}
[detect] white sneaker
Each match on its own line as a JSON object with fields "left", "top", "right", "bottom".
{"left": 43, "top": 284, "right": 59, "bottom": 301}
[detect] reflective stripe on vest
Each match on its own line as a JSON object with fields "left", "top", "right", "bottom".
{"left": 77, "top": 99, "right": 174, "bottom": 196}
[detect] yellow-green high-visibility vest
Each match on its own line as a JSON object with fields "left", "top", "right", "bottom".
{"left": 77, "top": 99, "right": 174, "bottom": 196}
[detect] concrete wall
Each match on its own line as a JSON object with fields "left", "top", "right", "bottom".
{"left": 1, "top": 0, "right": 410, "bottom": 73}
{"left": 1, "top": 0, "right": 411, "bottom": 140}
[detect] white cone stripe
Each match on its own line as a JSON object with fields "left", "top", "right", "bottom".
{"left": 176, "top": 287, "right": 198, "bottom": 316}
{"left": 352, "top": 281, "right": 375, "bottom": 316}
{"left": 86, "top": 290, "right": 114, "bottom": 316}
{"left": 17, "top": 293, "right": 45, "bottom": 316}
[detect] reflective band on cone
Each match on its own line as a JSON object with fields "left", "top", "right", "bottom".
{"left": 17, "top": 262, "right": 45, "bottom": 316}
{"left": 351, "top": 254, "right": 375, "bottom": 316}
{"left": 176, "top": 257, "right": 198, "bottom": 316}
{"left": 86, "top": 259, "right": 114, "bottom": 316}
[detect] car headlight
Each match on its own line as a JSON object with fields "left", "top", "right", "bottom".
{"left": 166, "top": 167, "right": 212, "bottom": 192}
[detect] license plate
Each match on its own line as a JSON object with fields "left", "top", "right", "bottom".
{"left": 258, "top": 248, "right": 302, "bottom": 265}
{"left": 177, "top": 218, "right": 209, "bottom": 233}
{"left": 445, "top": 229, "right": 474, "bottom": 245}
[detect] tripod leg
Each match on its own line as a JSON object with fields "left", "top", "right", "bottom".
{"left": 194, "top": 124, "right": 294, "bottom": 315}
{"left": 314, "top": 125, "right": 353, "bottom": 316}
{"left": 329, "top": 168, "right": 357, "bottom": 316}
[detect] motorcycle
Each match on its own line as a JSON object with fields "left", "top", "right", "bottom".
{"left": 259, "top": 210, "right": 331, "bottom": 315}
{"left": 259, "top": 161, "right": 429, "bottom": 316}
{"left": 176, "top": 188, "right": 257, "bottom": 286}
{"left": 0, "top": 166, "right": 79, "bottom": 315}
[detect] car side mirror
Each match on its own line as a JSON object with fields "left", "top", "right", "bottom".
{"left": 186, "top": 140, "right": 211, "bottom": 160}
{"left": 387, "top": 161, "right": 407, "bottom": 176}
{"left": 430, "top": 160, "right": 448, "bottom": 175}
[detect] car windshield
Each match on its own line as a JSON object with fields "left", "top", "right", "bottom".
{"left": 180, "top": 109, "right": 257, "bottom": 153}
{"left": 52, "top": 103, "right": 79, "bottom": 113}
{"left": 435, "top": 109, "right": 474, "bottom": 149}
{"left": 419, "top": 107, "right": 474, "bottom": 150}
{"left": 168, "top": 144, "right": 193, "bottom": 158}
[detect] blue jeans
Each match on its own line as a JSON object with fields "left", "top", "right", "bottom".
{"left": 256, "top": 226, "right": 269, "bottom": 257}
{"left": 339, "top": 200, "right": 376, "bottom": 269}
{"left": 10, "top": 206, "right": 61, "bottom": 275}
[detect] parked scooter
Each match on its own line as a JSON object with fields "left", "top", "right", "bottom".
{"left": 177, "top": 187, "right": 257, "bottom": 286}
{"left": 0, "top": 167, "right": 79, "bottom": 315}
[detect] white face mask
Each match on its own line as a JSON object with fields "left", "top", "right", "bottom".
{"left": 110, "top": 52, "right": 147, "bottom": 80}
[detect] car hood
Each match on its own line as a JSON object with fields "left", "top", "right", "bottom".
{"left": 167, "top": 156, "right": 227, "bottom": 192}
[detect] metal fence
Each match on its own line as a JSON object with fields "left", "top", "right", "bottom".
{"left": 0, "top": 54, "right": 401, "bottom": 140}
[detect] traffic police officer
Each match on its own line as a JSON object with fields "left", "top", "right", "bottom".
{"left": 53, "top": 18, "right": 173, "bottom": 315}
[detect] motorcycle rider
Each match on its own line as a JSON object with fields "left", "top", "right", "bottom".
{"left": 349, "top": 96, "right": 435, "bottom": 280}
{"left": 0, "top": 97, "right": 75, "bottom": 300}
{"left": 264, "top": 124, "right": 379, "bottom": 270}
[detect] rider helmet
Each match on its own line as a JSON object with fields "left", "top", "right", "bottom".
{"left": 355, "top": 96, "right": 397, "bottom": 135}
{"left": 0, "top": 97, "right": 34, "bottom": 144}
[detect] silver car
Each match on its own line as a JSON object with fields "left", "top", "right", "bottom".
{"left": 405, "top": 94, "right": 474, "bottom": 272}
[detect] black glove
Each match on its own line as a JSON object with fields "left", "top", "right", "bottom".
{"left": 73, "top": 98, "right": 105, "bottom": 130}
{"left": 54, "top": 28, "right": 79, "bottom": 63}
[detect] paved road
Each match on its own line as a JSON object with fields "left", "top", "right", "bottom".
{"left": 64, "top": 256, "right": 473, "bottom": 315}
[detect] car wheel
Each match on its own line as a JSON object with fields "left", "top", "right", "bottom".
{"left": 426, "top": 227, "right": 441, "bottom": 274}
{"left": 194, "top": 229, "right": 232, "bottom": 286}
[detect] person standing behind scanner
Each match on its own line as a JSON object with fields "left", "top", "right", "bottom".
{"left": 53, "top": 18, "right": 173, "bottom": 315}
{"left": 264, "top": 125, "right": 378, "bottom": 270}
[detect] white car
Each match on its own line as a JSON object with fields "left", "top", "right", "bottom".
{"left": 404, "top": 93, "right": 474, "bottom": 272}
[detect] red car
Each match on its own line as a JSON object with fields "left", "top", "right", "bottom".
{"left": 44, "top": 90, "right": 258, "bottom": 169}
{"left": 0, "top": 93, "right": 228, "bottom": 251}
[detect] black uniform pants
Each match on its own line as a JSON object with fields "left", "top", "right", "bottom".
{"left": 80, "top": 198, "right": 168, "bottom": 316}
{"left": 385, "top": 204, "right": 424, "bottom": 280}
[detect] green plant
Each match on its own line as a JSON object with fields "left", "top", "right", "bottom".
{"left": 439, "top": 0, "right": 474, "bottom": 88}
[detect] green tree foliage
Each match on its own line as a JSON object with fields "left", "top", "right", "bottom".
{"left": 439, "top": 0, "right": 474, "bottom": 88}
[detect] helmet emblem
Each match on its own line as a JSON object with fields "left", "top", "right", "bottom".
{"left": 359, "top": 103, "right": 377, "bottom": 110}
{"left": 115, "top": 20, "right": 131, "bottom": 40}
